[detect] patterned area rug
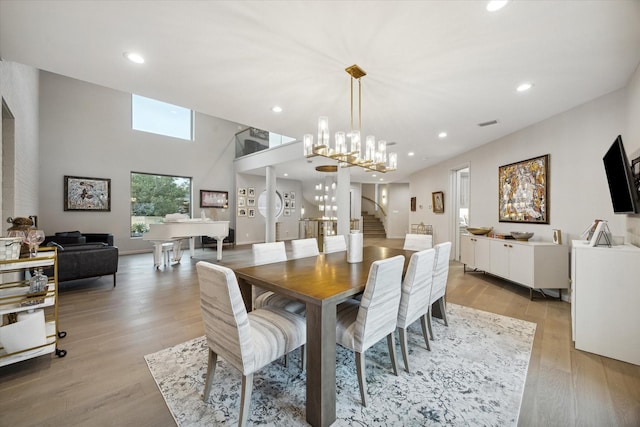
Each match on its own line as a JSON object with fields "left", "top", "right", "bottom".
{"left": 144, "top": 304, "right": 535, "bottom": 426}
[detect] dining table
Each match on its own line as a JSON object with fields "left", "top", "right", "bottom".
{"left": 233, "top": 245, "right": 415, "bottom": 427}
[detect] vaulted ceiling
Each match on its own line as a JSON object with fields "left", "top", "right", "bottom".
{"left": 1, "top": 0, "right": 639, "bottom": 184}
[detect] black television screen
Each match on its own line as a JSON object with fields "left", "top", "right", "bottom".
{"left": 603, "top": 135, "right": 639, "bottom": 214}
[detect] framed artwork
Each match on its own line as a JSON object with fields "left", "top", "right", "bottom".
{"left": 432, "top": 191, "right": 444, "bottom": 214}
{"left": 552, "top": 229, "right": 563, "bottom": 245}
{"left": 410, "top": 197, "right": 417, "bottom": 212}
{"left": 238, "top": 187, "right": 247, "bottom": 196}
{"left": 199, "top": 190, "right": 228, "bottom": 208}
{"left": 238, "top": 197, "right": 246, "bottom": 207}
{"left": 64, "top": 175, "right": 111, "bottom": 211}
{"left": 283, "top": 208, "right": 291, "bottom": 216}
{"left": 247, "top": 198, "right": 256, "bottom": 207}
{"left": 498, "top": 154, "right": 549, "bottom": 223}
{"left": 248, "top": 187, "right": 256, "bottom": 197}
{"left": 285, "top": 199, "right": 291, "bottom": 208}
{"left": 248, "top": 208, "right": 256, "bottom": 218}
{"left": 284, "top": 192, "right": 290, "bottom": 199}
{"left": 238, "top": 207, "right": 247, "bottom": 217}
{"left": 290, "top": 191, "right": 296, "bottom": 200}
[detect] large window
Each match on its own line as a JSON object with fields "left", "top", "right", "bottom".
{"left": 132, "top": 94, "right": 193, "bottom": 140}
{"left": 130, "top": 172, "right": 192, "bottom": 237}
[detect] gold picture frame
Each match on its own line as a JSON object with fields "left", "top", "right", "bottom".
{"left": 498, "top": 154, "right": 549, "bottom": 223}
{"left": 432, "top": 191, "right": 444, "bottom": 213}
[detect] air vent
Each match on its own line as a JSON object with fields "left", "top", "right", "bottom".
{"left": 478, "top": 120, "right": 499, "bottom": 127}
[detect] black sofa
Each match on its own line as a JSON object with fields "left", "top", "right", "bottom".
{"left": 44, "top": 232, "right": 118, "bottom": 286}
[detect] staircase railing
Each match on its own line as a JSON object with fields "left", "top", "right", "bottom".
{"left": 361, "top": 196, "right": 387, "bottom": 217}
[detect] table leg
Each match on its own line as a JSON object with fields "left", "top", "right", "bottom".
{"left": 237, "top": 278, "right": 253, "bottom": 313}
{"left": 306, "top": 302, "right": 336, "bottom": 427}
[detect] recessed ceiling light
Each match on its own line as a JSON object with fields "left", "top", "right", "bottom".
{"left": 517, "top": 82, "right": 533, "bottom": 92}
{"left": 283, "top": 173, "right": 288, "bottom": 177}
{"left": 487, "top": 1, "right": 509, "bottom": 12}
{"left": 379, "top": 178, "right": 384, "bottom": 181}
{"left": 438, "top": 132, "right": 447, "bottom": 138}
{"left": 371, "top": 174, "right": 377, "bottom": 178}
{"left": 408, "top": 152, "right": 415, "bottom": 156}
{"left": 272, "top": 105, "right": 283, "bottom": 113}
{"left": 123, "top": 52, "right": 144, "bottom": 64}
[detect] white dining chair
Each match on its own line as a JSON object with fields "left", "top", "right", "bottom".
{"left": 335, "top": 255, "right": 405, "bottom": 407}
{"left": 402, "top": 233, "right": 433, "bottom": 251}
{"left": 196, "top": 261, "right": 306, "bottom": 427}
{"left": 252, "top": 242, "right": 306, "bottom": 314}
{"left": 323, "top": 234, "right": 347, "bottom": 253}
{"left": 291, "top": 237, "right": 320, "bottom": 259}
{"left": 396, "top": 248, "right": 436, "bottom": 372}
{"left": 427, "top": 242, "right": 452, "bottom": 340}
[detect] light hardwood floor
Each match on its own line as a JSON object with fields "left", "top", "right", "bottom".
{"left": 1, "top": 238, "right": 638, "bottom": 426}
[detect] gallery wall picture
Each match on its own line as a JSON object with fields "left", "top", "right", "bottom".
{"left": 199, "top": 190, "right": 228, "bottom": 208}
{"left": 498, "top": 154, "right": 549, "bottom": 223}
{"left": 432, "top": 191, "right": 444, "bottom": 214}
{"left": 64, "top": 175, "right": 111, "bottom": 211}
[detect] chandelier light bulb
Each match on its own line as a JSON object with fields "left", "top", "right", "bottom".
{"left": 335, "top": 131, "right": 346, "bottom": 154}
{"left": 303, "top": 134, "right": 314, "bottom": 157}
{"left": 317, "top": 116, "right": 329, "bottom": 148}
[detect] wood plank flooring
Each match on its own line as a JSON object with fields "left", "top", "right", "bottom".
{"left": 1, "top": 238, "right": 638, "bottom": 426}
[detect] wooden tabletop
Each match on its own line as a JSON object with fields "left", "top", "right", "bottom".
{"left": 234, "top": 246, "right": 414, "bottom": 306}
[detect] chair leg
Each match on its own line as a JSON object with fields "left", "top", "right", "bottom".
{"left": 203, "top": 349, "right": 218, "bottom": 401}
{"left": 387, "top": 333, "right": 399, "bottom": 376}
{"left": 420, "top": 314, "right": 431, "bottom": 351}
{"left": 438, "top": 297, "right": 449, "bottom": 327}
{"left": 283, "top": 354, "right": 289, "bottom": 367}
{"left": 238, "top": 373, "right": 254, "bottom": 427}
{"left": 301, "top": 345, "right": 306, "bottom": 372}
{"left": 398, "top": 327, "right": 410, "bottom": 372}
{"left": 355, "top": 351, "right": 368, "bottom": 407}
{"left": 426, "top": 307, "right": 434, "bottom": 340}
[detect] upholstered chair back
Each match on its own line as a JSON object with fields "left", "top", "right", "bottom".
{"left": 431, "top": 242, "right": 452, "bottom": 303}
{"left": 323, "top": 235, "right": 347, "bottom": 253}
{"left": 196, "top": 261, "right": 255, "bottom": 375}
{"left": 397, "top": 248, "right": 436, "bottom": 328}
{"left": 252, "top": 241, "right": 287, "bottom": 265}
{"left": 291, "top": 238, "right": 320, "bottom": 259}
{"left": 402, "top": 233, "right": 433, "bottom": 251}
{"left": 354, "top": 255, "right": 404, "bottom": 352}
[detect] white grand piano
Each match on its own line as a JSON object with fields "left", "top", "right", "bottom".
{"left": 142, "top": 219, "right": 229, "bottom": 268}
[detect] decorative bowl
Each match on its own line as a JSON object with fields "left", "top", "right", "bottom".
{"left": 466, "top": 227, "right": 493, "bottom": 236}
{"left": 511, "top": 231, "right": 534, "bottom": 241}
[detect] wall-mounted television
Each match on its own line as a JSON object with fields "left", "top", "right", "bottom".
{"left": 602, "top": 135, "right": 639, "bottom": 214}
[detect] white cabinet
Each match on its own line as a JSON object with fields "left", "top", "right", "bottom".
{"left": 490, "top": 240, "right": 535, "bottom": 287}
{"left": 461, "top": 234, "right": 569, "bottom": 294}
{"left": 460, "top": 234, "right": 490, "bottom": 271}
{"left": 0, "top": 248, "right": 66, "bottom": 367}
{"left": 571, "top": 241, "right": 640, "bottom": 365}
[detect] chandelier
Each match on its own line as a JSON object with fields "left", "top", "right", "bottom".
{"left": 303, "top": 64, "right": 398, "bottom": 173}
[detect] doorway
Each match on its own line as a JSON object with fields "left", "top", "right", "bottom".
{"left": 450, "top": 165, "right": 470, "bottom": 260}
{"left": 2, "top": 99, "right": 16, "bottom": 221}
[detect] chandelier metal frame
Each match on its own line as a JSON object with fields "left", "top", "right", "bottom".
{"left": 303, "top": 64, "right": 397, "bottom": 173}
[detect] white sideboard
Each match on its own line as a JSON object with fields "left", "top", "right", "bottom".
{"left": 460, "top": 234, "right": 569, "bottom": 296}
{"left": 571, "top": 240, "right": 640, "bottom": 365}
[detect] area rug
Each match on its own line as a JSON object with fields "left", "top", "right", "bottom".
{"left": 144, "top": 304, "right": 536, "bottom": 426}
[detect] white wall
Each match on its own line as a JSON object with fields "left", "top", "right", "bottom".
{"left": 234, "top": 173, "right": 302, "bottom": 245}
{"left": 625, "top": 64, "right": 640, "bottom": 246}
{"left": 38, "top": 72, "right": 243, "bottom": 253}
{"left": 410, "top": 86, "right": 640, "bottom": 253}
{"left": 0, "top": 60, "right": 40, "bottom": 221}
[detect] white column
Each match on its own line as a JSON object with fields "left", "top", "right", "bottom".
{"left": 336, "top": 166, "right": 351, "bottom": 236}
{"left": 265, "top": 166, "right": 277, "bottom": 242}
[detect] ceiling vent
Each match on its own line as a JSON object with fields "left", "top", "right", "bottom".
{"left": 478, "top": 120, "right": 499, "bottom": 127}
